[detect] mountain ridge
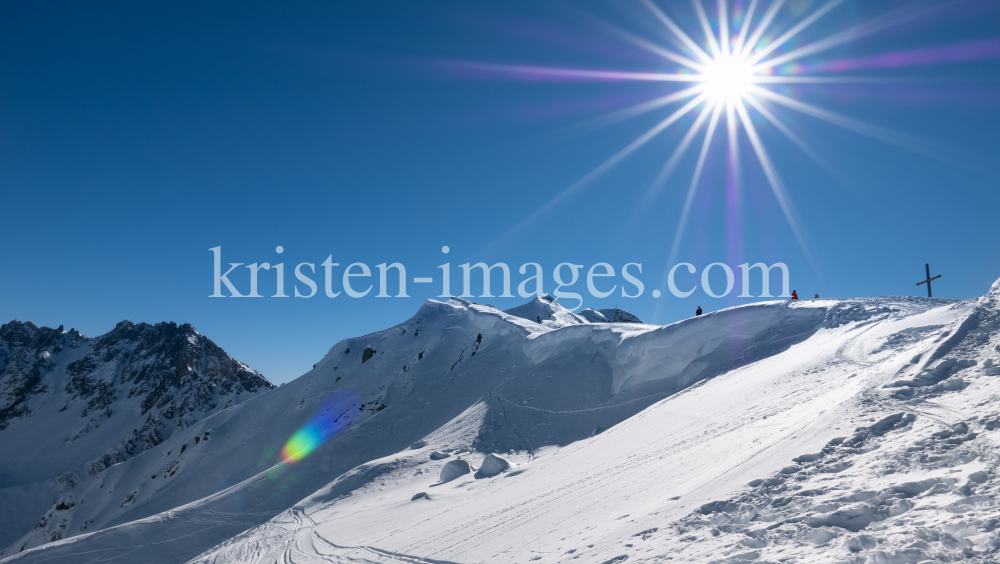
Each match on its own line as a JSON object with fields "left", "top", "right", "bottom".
{"left": 0, "top": 318, "right": 273, "bottom": 551}
{"left": 1, "top": 294, "right": 830, "bottom": 561}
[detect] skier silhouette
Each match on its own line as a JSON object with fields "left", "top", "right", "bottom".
{"left": 696, "top": 306, "right": 703, "bottom": 316}
{"left": 791, "top": 290, "right": 799, "bottom": 300}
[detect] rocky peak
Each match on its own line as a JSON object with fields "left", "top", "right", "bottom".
{"left": 0, "top": 321, "right": 83, "bottom": 430}
{"left": 0, "top": 320, "right": 79, "bottom": 353}
{"left": 0, "top": 318, "right": 274, "bottom": 471}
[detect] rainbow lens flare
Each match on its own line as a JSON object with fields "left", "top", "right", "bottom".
{"left": 281, "top": 390, "right": 362, "bottom": 463}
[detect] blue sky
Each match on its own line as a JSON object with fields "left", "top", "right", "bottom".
{"left": 2, "top": 0, "right": 999, "bottom": 383}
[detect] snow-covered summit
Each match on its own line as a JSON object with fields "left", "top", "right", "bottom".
{"left": 502, "top": 294, "right": 587, "bottom": 327}
{"left": 500, "top": 295, "right": 644, "bottom": 327}
{"left": 579, "top": 307, "right": 644, "bottom": 324}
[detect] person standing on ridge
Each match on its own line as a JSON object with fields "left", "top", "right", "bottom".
{"left": 696, "top": 306, "right": 703, "bottom": 316}
{"left": 791, "top": 290, "right": 799, "bottom": 300}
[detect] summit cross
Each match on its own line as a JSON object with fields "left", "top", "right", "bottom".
{"left": 916, "top": 263, "right": 941, "bottom": 298}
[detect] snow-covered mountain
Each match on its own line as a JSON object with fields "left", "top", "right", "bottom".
{"left": 0, "top": 320, "right": 273, "bottom": 553}
{"left": 4, "top": 279, "right": 1000, "bottom": 563}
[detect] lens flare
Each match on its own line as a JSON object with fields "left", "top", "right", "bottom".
{"left": 281, "top": 390, "right": 362, "bottom": 463}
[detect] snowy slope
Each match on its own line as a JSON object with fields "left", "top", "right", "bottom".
{"left": 0, "top": 321, "right": 273, "bottom": 554}
{"left": 7, "top": 280, "right": 1000, "bottom": 563}
{"left": 193, "top": 283, "right": 1000, "bottom": 564}
{"left": 0, "top": 295, "right": 820, "bottom": 563}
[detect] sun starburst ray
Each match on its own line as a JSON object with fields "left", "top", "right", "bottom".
{"left": 629, "top": 100, "right": 717, "bottom": 228}
{"left": 558, "top": 86, "right": 705, "bottom": 137}
{"left": 725, "top": 102, "right": 739, "bottom": 176}
{"left": 590, "top": 17, "right": 709, "bottom": 72}
{"left": 733, "top": 0, "right": 760, "bottom": 56}
{"left": 640, "top": 0, "right": 715, "bottom": 65}
{"left": 741, "top": 94, "right": 845, "bottom": 184}
{"left": 734, "top": 98, "right": 812, "bottom": 263}
{"left": 751, "top": 75, "right": 919, "bottom": 83}
{"left": 745, "top": 0, "right": 846, "bottom": 66}
{"left": 567, "top": 92, "right": 710, "bottom": 187}
{"left": 749, "top": 85, "right": 968, "bottom": 166}
{"left": 668, "top": 102, "right": 724, "bottom": 267}
{"left": 637, "top": 100, "right": 717, "bottom": 208}
{"left": 739, "top": 0, "right": 787, "bottom": 59}
{"left": 451, "top": 62, "right": 707, "bottom": 83}
{"left": 750, "top": 0, "right": 949, "bottom": 72}
{"left": 487, "top": 92, "right": 710, "bottom": 253}
{"left": 693, "top": 0, "right": 723, "bottom": 58}
{"left": 717, "top": 0, "right": 730, "bottom": 56}
{"left": 724, "top": 102, "right": 743, "bottom": 269}
{"left": 819, "top": 36, "right": 1000, "bottom": 72}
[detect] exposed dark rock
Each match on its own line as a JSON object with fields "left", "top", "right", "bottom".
{"left": 0, "top": 319, "right": 273, "bottom": 473}
{"left": 362, "top": 347, "right": 376, "bottom": 364}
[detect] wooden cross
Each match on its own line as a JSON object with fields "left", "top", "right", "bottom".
{"left": 916, "top": 263, "right": 941, "bottom": 297}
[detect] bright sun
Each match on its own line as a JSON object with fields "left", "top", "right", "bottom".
{"left": 700, "top": 55, "right": 755, "bottom": 102}
{"left": 480, "top": 0, "right": 942, "bottom": 270}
